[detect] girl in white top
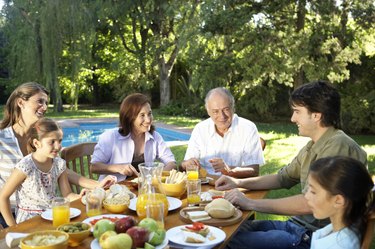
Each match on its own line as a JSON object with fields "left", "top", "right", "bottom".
{"left": 0, "top": 118, "right": 80, "bottom": 226}
{"left": 305, "top": 156, "right": 374, "bottom": 249}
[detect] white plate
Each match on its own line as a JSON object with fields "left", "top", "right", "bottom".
{"left": 129, "top": 196, "right": 182, "bottom": 211}
{"left": 166, "top": 225, "right": 226, "bottom": 248}
{"left": 82, "top": 214, "right": 128, "bottom": 231}
{"left": 41, "top": 208, "right": 81, "bottom": 221}
{"left": 90, "top": 236, "right": 168, "bottom": 249}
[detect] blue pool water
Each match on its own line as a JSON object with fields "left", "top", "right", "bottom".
{"left": 61, "top": 122, "right": 191, "bottom": 147}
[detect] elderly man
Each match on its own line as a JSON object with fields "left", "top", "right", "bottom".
{"left": 181, "top": 87, "right": 265, "bottom": 178}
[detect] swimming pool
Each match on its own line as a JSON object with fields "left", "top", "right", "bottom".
{"left": 61, "top": 122, "right": 191, "bottom": 147}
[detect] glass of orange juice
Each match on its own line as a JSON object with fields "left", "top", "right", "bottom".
{"left": 52, "top": 197, "right": 70, "bottom": 227}
{"left": 187, "top": 179, "right": 201, "bottom": 206}
{"left": 186, "top": 164, "right": 199, "bottom": 180}
{"left": 136, "top": 193, "right": 169, "bottom": 219}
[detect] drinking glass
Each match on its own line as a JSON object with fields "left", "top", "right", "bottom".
{"left": 52, "top": 197, "right": 70, "bottom": 227}
{"left": 187, "top": 179, "right": 201, "bottom": 206}
{"left": 146, "top": 202, "right": 165, "bottom": 229}
{"left": 86, "top": 190, "right": 103, "bottom": 217}
{"left": 186, "top": 164, "right": 199, "bottom": 180}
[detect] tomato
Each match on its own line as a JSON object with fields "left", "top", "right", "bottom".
{"left": 185, "top": 222, "right": 205, "bottom": 231}
{"left": 89, "top": 217, "right": 120, "bottom": 226}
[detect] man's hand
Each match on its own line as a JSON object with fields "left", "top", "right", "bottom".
{"left": 181, "top": 158, "right": 200, "bottom": 171}
{"left": 224, "top": 188, "right": 251, "bottom": 210}
{"left": 215, "top": 175, "right": 239, "bottom": 190}
{"left": 116, "top": 164, "right": 139, "bottom": 176}
{"left": 209, "top": 158, "right": 231, "bottom": 173}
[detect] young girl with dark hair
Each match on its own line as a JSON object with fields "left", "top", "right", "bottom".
{"left": 0, "top": 118, "right": 79, "bottom": 226}
{"left": 305, "top": 156, "right": 374, "bottom": 249}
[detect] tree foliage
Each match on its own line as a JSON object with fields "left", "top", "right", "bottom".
{"left": 0, "top": 0, "right": 374, "bottom": 133}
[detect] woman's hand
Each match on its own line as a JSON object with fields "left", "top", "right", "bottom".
{"left": 116, "top": 164, "right": 139, "bottom": 176}
{"left": 215, "top": 175, "right": 239, "bottom": 190}
{"left": 78, "top": 188, "right": 89, "bottom": 197}
{"left": 98, "top": 175, "right": 117, "bottom": 188}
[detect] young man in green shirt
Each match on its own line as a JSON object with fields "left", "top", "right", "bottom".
{"left": 215, "top": 81, "right": 367, "bottom": 249}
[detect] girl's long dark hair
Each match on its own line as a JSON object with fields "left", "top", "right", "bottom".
{"left": 27, "top": 118, "right": 61, "bottom": 153}
{"left": 309, "top": 156, "right": 374, "bottom": 243}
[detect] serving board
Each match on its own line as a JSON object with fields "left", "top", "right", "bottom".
{"left": 179, "top": 206, "right": 242, "bottom": 227}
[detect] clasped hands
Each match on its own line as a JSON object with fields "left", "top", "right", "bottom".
{"left": 183, "top": 157, "right": 231, "bottom": 174}
{"left": 208, "top": 158, "right": 231, "bottom": 174}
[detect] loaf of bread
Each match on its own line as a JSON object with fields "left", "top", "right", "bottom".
{"left": 204, "top": 198, "right": 235, "bottom": 218}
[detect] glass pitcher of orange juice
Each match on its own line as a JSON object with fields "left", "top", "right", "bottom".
{"left": 136, "top": 162, "right": 169, "bottom": 219}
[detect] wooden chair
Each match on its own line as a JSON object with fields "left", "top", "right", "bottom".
{"left": 60, "top": 142, "right": 97, "bottom": 194}
{"left": 260, "top": 137, "right": 266, "bottom": 151}
{"left": 361, "top": 212, "right": 375, "bottom": 249}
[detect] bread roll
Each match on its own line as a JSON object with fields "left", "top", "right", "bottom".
{"left": 204, "top": 198, "right": 235, "bottom": 218}
{"left": 208, "top": 189, "right": 225, "bottom": 197}
{"left": 199, "top": 167, "right": 207, "bottom": 178}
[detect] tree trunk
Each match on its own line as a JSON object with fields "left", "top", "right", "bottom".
{"left": 339, "top": 0, "right": 348, "bottom": 47}
{"left": 159, "top": 57, "right": 171, "bottom": 106}
{"left": 49, "top": 55, "right": 63, "bottom": 112}
{"left": 34, "top": 19, "right": 43, "bottom": 81}
{"left": 91, "top": 66, "right": 100, "bottom": 106}
{"left": 293, "top": 0, "right": 306, "bottom": 90}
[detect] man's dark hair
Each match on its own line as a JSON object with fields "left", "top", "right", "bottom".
{"left": 290, "top": 80, "right": 341, "bottom": 129}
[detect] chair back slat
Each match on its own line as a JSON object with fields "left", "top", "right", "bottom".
{"left": 361, "top": 213, "right": 375, "bottom": 249}
{"left": 260, "top": 137, "right": 266, "bottom": 151}
{"left": 87, "top": 155, "right": 93, "bottom": 179}
{"left": 61, "top": 142, "right": 97, "bottom": 194}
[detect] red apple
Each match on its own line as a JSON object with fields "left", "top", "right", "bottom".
{"left": 115, "top": 216, "right": 136, "bottom": 233}
{"left": 126, "top": 226, "right": 150, "bottom": 249}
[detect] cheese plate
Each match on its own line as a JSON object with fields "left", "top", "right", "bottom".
{"left": 179, "top": 206, "right": 243, "bottom": 227}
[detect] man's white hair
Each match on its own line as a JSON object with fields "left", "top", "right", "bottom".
{"left": 204, "top": 87, "right": 235, "bottom": 111}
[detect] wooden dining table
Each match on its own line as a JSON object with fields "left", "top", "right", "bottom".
{"left": 0, "top": 181, "right": 268, "bottom": 249}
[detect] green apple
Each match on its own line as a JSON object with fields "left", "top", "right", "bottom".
{"left": 138, "top": 218, "right": 158, "bottom": 232}
{"left": 93, "top": 219, "right": 115, "bottom": 239}
{"left": 148, "top": 228, "right": 166, "bottom": 246}
{"left": 145, "top": 242, "right": 156, "bottom": 249}
{"left": 101, "top": 233, "right": 133, "bottom": 249}
{"left": 99, "top": 231, "right": 117, "bottom": 248}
